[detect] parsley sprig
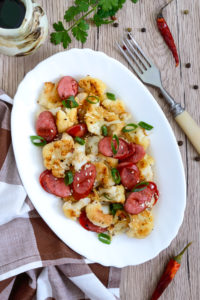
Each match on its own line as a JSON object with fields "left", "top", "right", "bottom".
{"left": 50, "top": 0, "right": 139, "bottom": 49}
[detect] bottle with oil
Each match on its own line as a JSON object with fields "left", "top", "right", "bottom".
{"left": 0, "top": 0, "right": 48, "bottom": 56}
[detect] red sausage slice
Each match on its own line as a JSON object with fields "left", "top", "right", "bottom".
{"left": 66, "top": 123, "right": 87, "bottom": 137}
{"left": 36, "top": 111, "right": 57, "bottom": 142}
{"left": 39, "top": 170, "right": 71, "bottom": 198}
{"left": 79, "top": 211, "right": 107, "bottom": 233}
{"left": 124, "top": 188, "right": 153, "bottom": 215}
{"left": 73, "top": 163, "right": 96, "bottom": 200}
{"left": 57, "top": 76, "right": 78, "bottom": 99}
{"left": 98, "top": 137, "right": 129, "bottom": 159}
{"left": 121, "top": 144, "right": 145, "bottom": 164}
{"left": 117, "top": 162, "right": 135, "bottom": 170}
{"left": 120, "top": 164, "right": 140, "bottom": 190}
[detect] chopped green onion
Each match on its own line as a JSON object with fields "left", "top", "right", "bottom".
{"left": 111, "top": 168, "right": 121, "bottom": 184}
{"left": 30, "top": 135, "right": 47, "bottom": 147}
{"left": 64, "top": 171, "right": 73, "bottom": 185}
{"left": 103, "top": 193, "right": 113, "bottom": 200}
{"left": 75, "top": 137, "right": 85, "bottom": 145}
{"left": 106, "top": 92, "right": 116, "bottom": 101}
{"left": 138, "top": 121, "right": 154, "bottom": 130}
{"left": 122, "top": 123, "right": 138, "bottom": 132}
{"left": 132, "top": 181, "right": 149, "bottom": 192}
{"left": 98, "top": 233, "right": 111, "bottom": 245}
{"left": 101, "top": 125, "right": 108, "bottom": 136}
{"left": 62, "top": 96, "right": 79, "bottom": 109}
{"left": 86, "top": 95, "right": 99, "bottom": 104}
{"left": 111, "top": 134, "right": 119, "bottom": 155}
{"left": 110, "top": 203, "right": 124, "bottom": 216}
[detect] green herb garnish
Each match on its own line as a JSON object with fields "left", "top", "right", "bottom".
{"left": 98, "top": 233, "right": 111, "bottom": 245}
{"left": 103, "top": 193, "right": 113, "bottom": 200}
{"left": 86, "top": 95, "right": 99, "bottom": 104}
{"left": 110, "top": 203, "right": 124, "bottom": 216}
{"left": 106, "top": 92, "right": 116, "bottom": 100}
{"left": 138, "top": 121, "right": 153, "bottom": 130}
{"left": 111, "top": 134, "right": 119, "bottom": 155}
{"left": 30, "top": 135, "right": 47, "bottom": 147}
{"left": 101, "top": 125, "right": 108, "bottom": 136}
{"left": 62, "top": 96, "right": 79, "bottom": 108}
{"left": 75, "top": 137, "right": 85, "bottom": 145}
{"left": 132, "top": 181, "right": 149, "bottom": 192}
{"left": 111, "top": 168, "right": 121, "bottom": 184}
{"left": 122, "top": 123, "right": 138, "bottom": 132}
{"left": 64, "top": 171, "right": 74, "bottom": 185}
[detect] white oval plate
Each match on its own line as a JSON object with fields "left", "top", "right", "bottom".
{"left": 11, "top": 49, "right": 186, "bottom": 267}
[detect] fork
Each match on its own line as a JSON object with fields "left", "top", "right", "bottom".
{"left": 117, "top": 34, "right": 200, "bottom": 154}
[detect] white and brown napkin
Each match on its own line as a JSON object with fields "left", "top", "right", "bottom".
{"left": 0, "top": 91, "right": 121, "bottom": 300}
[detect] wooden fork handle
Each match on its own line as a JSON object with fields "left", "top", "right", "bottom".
{"left": 175, "top": 110, "right": 200, "bottom": 154}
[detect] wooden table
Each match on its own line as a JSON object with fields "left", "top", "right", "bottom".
{"left": 1, "top": 1, "right": 199, "bottom": 299}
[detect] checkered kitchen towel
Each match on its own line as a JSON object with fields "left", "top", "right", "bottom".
{"left": 0, "top": 91, "right": 121, "bottom": 300}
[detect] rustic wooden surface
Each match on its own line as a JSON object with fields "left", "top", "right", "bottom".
{"left": 0, "top": 0, "right": 199, "bottom": 299}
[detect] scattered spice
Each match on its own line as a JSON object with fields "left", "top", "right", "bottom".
{"left": 193, "top": 85, "right": 199, "bottom": 90}
{"left": 122, "top": 45, "right": 127, "bottom": 50}
{"left": 183, "top": 9, "right": 189, "bottom": 15}
{"left": 151, "top": 242, "right": 192, "bottom": 300}
{"left": 111, "top": 16, "right": 117, "bottom": 21}
{"left": 178, "top": 140, "right": 183, "bottom": 146}
{"left": 127, "top": 33, "right": 131, "bottom": 40}
{"left": 141, "top": 27, "right": 146, "bottom": 32}
{"left": 194, "top": 156, "right": 200, "bottom": 161}
{"left": 185, "top": 63, "right": 191, "bottom": 68}
{"left": 126, "top": 27, "right": 132, "bottom": 32}
{"left": 113, "top": 22, "right": 119, "bottom": 28}
{"left": 157, "top": 1, "right": 179, "bottom": 67}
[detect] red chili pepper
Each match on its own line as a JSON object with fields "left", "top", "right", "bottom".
{"left": 151, "top": 242, "right": 192, "bottom": 300}
{"left": 157, "top": 2, "right": 179, "bottom": 67}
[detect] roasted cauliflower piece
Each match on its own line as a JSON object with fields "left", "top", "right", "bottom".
{"left": 75, "top": 92, "right": 88, "bottom": 104}
{"left": 108, "top": 210, "right": 130, "bottom": 236}
{"left": 42, "top": 133, "right": 74, "bottom": 178}
{"left": 86, "top": 201, "right": 113, "bottom": 228}
{"left": 98, "top": 185, "right": 125, "bottom": 204}
{"left": 108, "top": 121, "right": 125, "bottom": 136}
{"left": 38, "top": 82, "right": 62, "bottom": 109}
{"left": 94, "top": 162, "right": 115, "bottom": 188}
{"left": 63, "top": 198, "right": 90, "bottom": 220}
{"left": 72, "top": 143, "right": 89, "bottom": 171}
{"left": 56, "top": 108, "right": 77, "bottom": 133}
{"left": 137, "top": 154, "right": 154, "bottom": 181}
{"left": 127, "top": 210, "right": 154, "bottom": 239}
{"left": 102, "top": 99, "right": 125, "bottom": 114}
{"left": 123, "top": 127, "right": 150, "bottom": 150}
{"left": 79, "top": 76, "right": 106, "bottom": 97}
{"left": 85, "top": 105, "right": 105, "bottom": 135}
{"left": 97, "top": 154, "right": 118, "bottom": 168}
{"left": 85, "top": 136, "right": 102, "bottom": 156}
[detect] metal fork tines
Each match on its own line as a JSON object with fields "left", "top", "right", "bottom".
{"left": 117, "top": 33, "right": 184, "bottom": 117}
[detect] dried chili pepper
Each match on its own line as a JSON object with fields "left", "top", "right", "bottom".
{"left": 151, "top": 242, "right": 192, "bottom": 300}
{"left": 157, "top": 1, "right": 179, "bottom": 67}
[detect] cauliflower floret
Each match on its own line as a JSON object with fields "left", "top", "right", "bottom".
{"left": 108, "top": 122, "right": 125, "bottom": 136}
{"left": 56, "top": 108, "right": 77, "bottom": 133}
{"left": 75, "top": 92, "right": 88, "bottom": 104}
{"left": 72, "top": 143, "right": 89, "bottom": 171}
{"left": 79, "top": 76, "right": 106, "bottom": 97}
{"left": 38, "top": 82, "right": 62, "bottom": 109}
{"left": 127, "top": 210, "right": 154, "bottom": 239}
{"left": 119, "top": 112, "right": 131, "bottom": 121}
{"left": 85, "top": 136, "right": 102, "bottom": 156}
{"left": 85, "top": 105, "right": 105, "bottom": 135}
{"left": 102, "top": 99, "right": 125, "bottom": 114}
{"left": 86, "top": 201, "right": 113, "bottom": 228}
{"left": 137, "top": 154, "right": 154, "bottom": 181}
{"left": 124, "top": 127, "right": 150, "bottom": 150}
{"left": 63, "top": 198, "right": 90, "bottom": 220}
{"left": 98, "top": 185, "right": 125, "bottom": 204}
{"left": 42, "top": 133, "right": 74, "bottom": 178}
{"left": 108, "top": 210, "right": 130, "bottom": 236}
{"left": 94, "top": 162, "right": 115, "bottom": 188}
{"left": 97, "top": 154, "right": 118, "bottom": 168}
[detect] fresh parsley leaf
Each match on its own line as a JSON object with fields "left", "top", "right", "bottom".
{"left": 53, "top": 21, "right": 65, "bottom": 32}
{"left": 99, "top": 0, "right": 118, "bottom": 11}
{"left": 50, "top": 31, "right": 71, "bottom": 49}
{"left": 72, "top": 20, "right": 89, "bottom": 43}
{"left": 93, "top": 14, "right": 113, "bottom": 26}
{"left": 131, "top": 0, "right": 139, "bottom": 3}
{"left": 75, "top": 0, "right": 90, "bottom": 12}
{"left": 64, "top": 6, "right": 80, "bottom": 22}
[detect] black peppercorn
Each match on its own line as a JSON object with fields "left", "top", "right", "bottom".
{"left": 141, "top": 27, "right": 146, "bottom": 32}
{"left": 178, "top": 141, "right": 183, "bottom": 146}
{"left": 194, "top": 156, "right": 200, "bottom": 162}
{"left": 185, "top": 63, "right": 191, "bottom": 68}
{"left": 193, "top": 85, "right": 199, "bottom": 90}
{"left": 113, "top": 23, "right": 119, "bottom": 28}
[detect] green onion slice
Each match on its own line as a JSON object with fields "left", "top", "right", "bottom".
{"left": 132, "top": 181, "right": 149, "bottom": 192}
{"left": 106, "top": 92, "right": 116, "bottom": 101}
{"left": 138, "top": 121, "right": 154, "bottom": 130}
{"left": 62, "top": 96, "right": 79, "bottom": 109}
{"left": 122, "top": 123, "right": 138, "bottom": 132}
{"left": 110, "top": 203, "right": 124, "bottom": 216}
{"left": 30, "top": 135, "right": 47, "bottom": 147}
{"left": 111, "top": 134, "right": 119, "bottom": 155}
{"left": 111, "top": 168, "right": 121, "bottom": 184}
{"left": 86, "top": 95, "right": 99, "bottom": 104}
{"left": 98, "top": 233, "right": 111, "bottom": 245}
{"left": 103, "top": 193, "right": 113, "bottom": 200}
{"left": 75, "top": 137, "right": 85, "bottom": 145}
{"left": 101, "top": 125, "right": 108, "bottom": 137}
{"left": 64, "top": 171, "right": 73, "bottom": 186}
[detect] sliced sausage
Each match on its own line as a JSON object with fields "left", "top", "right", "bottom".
{"left": 57, "top": 76, "right": 78, "bottom": 99}
{"left": 66, "top": 123, "right": 87, "bottom": 137}
{"left": 120, "top": 164, "right": 140, "bottom": 190}
{"left": 121, "top": 144, "right": 145, "bottom": 164}
{"left": 98, "top": 137, "right": 129, "bottom": 159}
{"left": 79, "top": 211, "right": 107, "bottom": 233}
{"left": 36, "top": 111, "right": 57, "bottom": 142}
{"left": 124, "top": 187, "right": 153, "bottom": 215}
{"left": 39, "top": 170, "right": 71, "bottom": 198}
{"left": 73, "top": 163, "right": 96, "bottom": 200}
{"left": 117, "top": 162, "right": 135, "bottom": 170}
